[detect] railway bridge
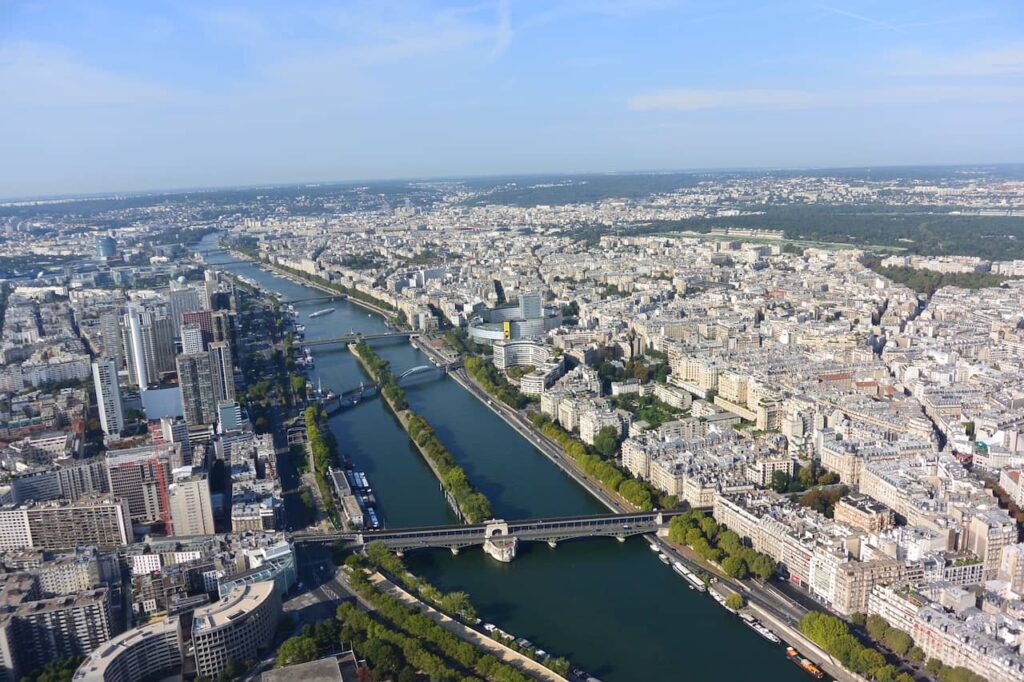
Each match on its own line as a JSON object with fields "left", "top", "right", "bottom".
{"left": 291, "top": 510, "right": 682, "bottom": 561}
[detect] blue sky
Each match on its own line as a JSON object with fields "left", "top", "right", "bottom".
{"left": 2, "top": 0, "right": 1023, "bottom": 197}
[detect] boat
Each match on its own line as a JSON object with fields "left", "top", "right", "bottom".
{"left": 658, "top": 554, "right": 670, "bottom": 565}
{"left": 741, "top": 614, "right": 781, "bottom": 643}
{"left": 309, "top": 308, "right": 335, "bottom": 318}
{"left": 295, "top": 323, "right": 306, "bottom": 333}
{"left": 786, "top": 647, "right": 824, "bottom": 679}
{"left": 648, "top": 541, "right": 660, "bottom": 552}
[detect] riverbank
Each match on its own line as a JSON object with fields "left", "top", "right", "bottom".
{"left": 221, "top": 246, "right": 398, "bottom": 319}
{"left": 349, "top": 343, "right": 492, "bottom": 523}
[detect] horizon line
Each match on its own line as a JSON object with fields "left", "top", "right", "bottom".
{"left": 4, "top": 160, "right": 1024, "bottom": 205}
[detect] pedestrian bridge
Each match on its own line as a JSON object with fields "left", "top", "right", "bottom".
{"left": 291, "top": 510, "right": 683, "bottom": 558}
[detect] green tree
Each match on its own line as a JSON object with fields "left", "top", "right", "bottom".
{"left": 882, "top": 627, "right": 913, "bottom": 656}
{"left": 866, "top": 614, "right": 890, "bottom": 641}
{"left": 856, "top": 649, "right": 886, "bottom": 677}
{"left": 907, "top": 646, "right": 925, "bottom": 663}
{"left": 593, "top": 426, "right": 619, "bottom": 457}
{"left": 725, "top": 593, "right": 744, "bottom": 610}
{"left": 770, "top": 469, "right": 790, "bottom": 493}
{"left": 747, "top": 553, "right": 776, "bottom": 580}
{"left": 722, "top": 555, "right": 748, "bottom": 579}
{"left": 276, "top": 635, "right": 318, "bottom": 667}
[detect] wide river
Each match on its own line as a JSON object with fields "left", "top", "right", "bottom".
{"left": 199, "top": 234, "right": 802, "bottom": 681}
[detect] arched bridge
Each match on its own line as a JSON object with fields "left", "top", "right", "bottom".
{"left": 291, "top": 510, "right": 684, "bottom": 559}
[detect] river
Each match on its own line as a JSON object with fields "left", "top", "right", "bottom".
{"left": 198, "top": 234, "right": 803, "bottom": 681}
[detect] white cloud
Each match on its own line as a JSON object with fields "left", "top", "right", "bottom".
{"left": 628, "top": 85, "right": 1024, "bottom": 112}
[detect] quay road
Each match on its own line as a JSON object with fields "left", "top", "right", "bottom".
{"left": 292, "top": 510, "right": 685, "bottom": 553}
{"left": 414, "top": 340, "right": 863, "bottom": 682}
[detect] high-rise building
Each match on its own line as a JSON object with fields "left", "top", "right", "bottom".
{"left": 519, "top": 292, "right": 542, "bottom": 320}
{"left": 217, "top": 401, "right": 246, "bottom": 434}
{"left": 180, "top": 323, "right": 205, "bottom": 354}
{"left": 168, "top": 468, "right": 215, "bottom": 536}
{"left": 92, "top": 358, "right": 124, "bottom": 437}
{"left": 104, "top": 444, "right": 177, "bottom": 526}
{"left": 168, "top": 287, "right": 203, "bottom": 336}
{"left": 211, "top": 310, "right": 236, "bottom": 356}
{"left": 123, "top": 309, "right": 175, "bottom": 388}
{"left": 124, "top": 308, "right": 149, "bottom": 388}
{"left": 181, "top": 310, "right": 213, "bottom": 348}
{"left": 208, "top": 342, "right": 235, "bottom": 404}
{"left": 19, "top": 495, "right": 133, "bottom": 549}
{"left": 95, "top": 235, "right": 117, "bottom": 259}
{"left": 156, "top": 416, "right": 193, "bottom": 464}
{"left": 5, "top": 589, "right": 113, "bottom": 677}
{"left": 98, "top": 308, "right": 124, "bottom": 369}
{"left": 177, "top": 353, "right": 217, "bottom": 426}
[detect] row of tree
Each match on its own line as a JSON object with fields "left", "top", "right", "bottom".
{"left": 353, "top": 340, "right": 408, "bottom": 410}
{"left": 667, "top": 511, "right": 776, "bottom": 580}
{"left": 406, "top": 414, "right": 493, "bottom": 523}
{"left": 361, "top": 542, "right": 478, "bottom": 622}
{"left": 344, "top": 569, "right": 536, "bottom": 682}
{"left": 304, "top": 404, "right": 338, "bottom": 521}
{"left": 354, "top": 342, "right": 493, "bottom": 523}
{"left": 529, "top": 412, "right": 659, "bottom": 511}
{"left": 857, "top": 613, "right": 987, "bottom": 682}
{"left": 464, "top": 356, "right": 533, "bottom": 409}
{"left": 800, "top": 611, "right": 909, "bottom": 682}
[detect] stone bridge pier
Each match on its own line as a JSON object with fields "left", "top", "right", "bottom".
{"left": 482, "top": 520, "right": 518, "bottom": 562}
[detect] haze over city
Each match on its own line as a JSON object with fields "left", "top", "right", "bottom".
{"left": 3, "top": 3, "right": 1024, "bottom": 682}
{"left": 3, "top": 0, "right": 1024, "bottom": 197}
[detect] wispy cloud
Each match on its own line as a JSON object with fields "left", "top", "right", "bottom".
{"left": 0, "top": 41, "right": 176, "bottom": 108}
{"left": 489, "top": 0, "right": 514, "bottom": 60}
{"left": 887, "top": 46, "right": 1024, "bottom": 77}
{"left": 628, "top": 85, "right": 1024, "bottom": 111}
{"left": 815, "top": 4, "right": 906, "bottom": 34}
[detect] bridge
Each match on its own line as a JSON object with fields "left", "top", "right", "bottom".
{"left": 320, "top": 363, "right": 455, "bottom": 409}
{"left": 300, "top": 331, "right": 417, "bottom": 347}
{"left": 279, "top": 294, "right": 346, "bottom": 304}
{"left": 291, "top": 510, "right": 683, "bottom": 560}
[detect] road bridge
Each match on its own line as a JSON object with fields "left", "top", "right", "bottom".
{"left": 300, "top": 331, "right": 417, "bottom": 347}
{"left": 279, "top": 294, "right": 346, "bottom": 304}
{"left": 291, "top": 510, "right": 683, "bottom": 560}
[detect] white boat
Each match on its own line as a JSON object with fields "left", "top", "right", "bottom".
{"left": 658, "top": 554, "right": 669, "bottom": 565}
{"left": 648, "top": 541, "right": 659, "bottom": 552}
{"left": 309, "top": 308, "right": 335, "bottom": 318}
{"left": 742, "top": 614, "right": 782, "bottom": 644}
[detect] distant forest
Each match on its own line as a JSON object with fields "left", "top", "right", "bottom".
{"left": 563, "top": 206, "right": 1024, "bottom": 261}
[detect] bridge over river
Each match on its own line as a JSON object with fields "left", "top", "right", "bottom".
{"left": 291, "top": 510, "right": 683, "bottom": 561}
{"left": 300, "top": 330, "right": 417, "bottom": 347}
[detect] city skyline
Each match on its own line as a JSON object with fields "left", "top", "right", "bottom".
{"left": 3, "top": 0, "right": 1023, "bottom": 197}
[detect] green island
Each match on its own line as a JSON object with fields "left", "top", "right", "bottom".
{"left": 352, "top": 341, "right": 493, "bottom": 523}
{"left": 304, "top": 404, "right": 340, "bottom": 524}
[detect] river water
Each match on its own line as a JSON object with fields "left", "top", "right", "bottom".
{"left": 199, "top": 234, "right": 802, "bottom": 681}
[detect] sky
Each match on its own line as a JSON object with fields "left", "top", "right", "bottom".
{"left": 2, "top": 0, "right": 1023, "bottom": 198}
